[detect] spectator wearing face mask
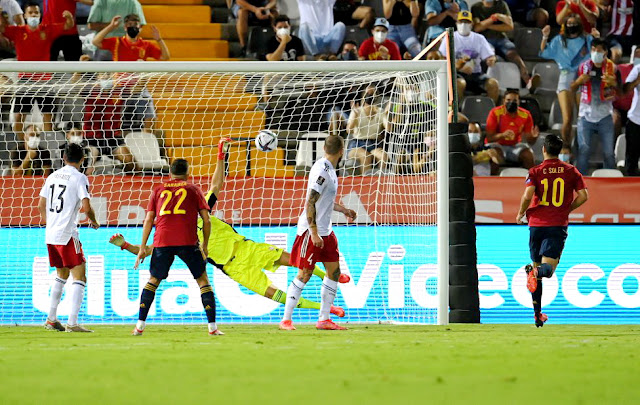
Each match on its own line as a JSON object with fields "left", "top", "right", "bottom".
{"left": 87, "top": 0, "right": 146, "bottom": 60}
{"left": 485, "top": 89, "right": 538, "bottom": 169}
{"left": 556, "top": 0, "right": 599, "bottom": 33}
{"left": 10, "top": 124, "right": 53, "bottom": 176}
{"left": 439, "top": 11, "right": 499, "bottom": 104}
{"left": 424, "top": 0, "right": 469, "bottom": 45}
{"left": 571, "top": 38, "right": 622, "bottom": 175}
{"left": 540, "top": 15, "right": 598, "bottom": 161}
{"left": 468, "top": 121, "right": 502, "bottom": 176}
{"left": 60, "top": 126, "right": 95, "bottom": 175}
{"left": 337, "top": 40, "right": 359, "bottom": 60}
{"left": 0, "top": 2, "right": 74, "bottom": 135}
{"left": 43, "top": 0, "right": 93, "bottom": 61}
{"left": 623, "top": 45, "right": 640, "bottom": 176}
{"left": 359, "top": 18, "right": 401, "bottom": 60}
{"left": 92, "top": 14, "right": 168, "bottom": 61}
{"left": 263, "top": 15, "right": 305, "bottom": 61}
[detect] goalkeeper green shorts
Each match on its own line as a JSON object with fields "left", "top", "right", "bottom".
{"left": 223, "top": 240, "right": 284, "bottom": 296}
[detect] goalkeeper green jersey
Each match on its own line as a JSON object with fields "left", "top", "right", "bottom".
{"left": 197, "top": 191, "right": 245, "bottom": 265}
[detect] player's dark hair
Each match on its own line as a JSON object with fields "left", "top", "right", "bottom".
{"left": 171, "top": 158, "right": 189, "bottom": 176}
{"left": 544, "top": 134, "right": 563, "bottom": 157}
{"left": 24, "top": 1, "right": 40, "bottom": 10}
{"left": 64, "top": 142, "right": 85, "bottom": 164}
{"left": 324, "top": 135, "right": 344, "bottom": 155}
{"left": 273, "top": 15, "right": 290, "bottom": 25}
{"left": 592, "top": 37, "right": 608, "bottom": 51}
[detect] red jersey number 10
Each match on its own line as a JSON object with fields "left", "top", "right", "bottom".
{"left": 159, "top": 188, "right": 187, "bottom": 216}
{"left": 539, "top": 178, "right": 565, "bottom": 207}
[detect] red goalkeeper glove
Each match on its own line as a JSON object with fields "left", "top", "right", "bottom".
{"left": 217, "top": 137, "right": 231, "bottom": 160}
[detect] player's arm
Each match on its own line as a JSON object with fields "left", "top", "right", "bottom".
{"left": 333, "top": 203, "right": 357, "bottom": 222}
{"left": 81, "top": 198, "right": 100, "bottom": 229}
{"left": 135, "top": 211, "right": 155, "bottom": 269}
{"left": 92, "top": 15, "right": 120, "bottom": 49}
{"left": 307, "top": 190, "right": 323, "bottom": 247}
{"left": 209, "top": 138, "right": 231, "bottom": 197}
{"left": 38, "top": 196, "right": 47, "bottom": 224}
{"left": 516, "top": 185, "right": 535, "bottom": 224}
{"left": 570, "top": 188, "right": 589, "bottom": 212}
{"left": 199, "top": 208, "right": 211, "bottom": 259}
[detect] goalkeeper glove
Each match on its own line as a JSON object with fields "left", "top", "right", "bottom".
{"left": 217, "top": 137, "right": 231, "bottom": 160}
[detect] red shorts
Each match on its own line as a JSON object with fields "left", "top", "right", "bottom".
{"left": 47, "top": 237, "right": 85, "bottom": 269}
{"left": 290, "top": 230, "right": 339, "bottom": 270}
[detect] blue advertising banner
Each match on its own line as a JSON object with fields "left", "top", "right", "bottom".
{"left": 0, "top": 225, "right": 638, "bottom": 325}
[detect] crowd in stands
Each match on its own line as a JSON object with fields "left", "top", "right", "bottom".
{"left": 0, "top": 0, "right": 639, "bottom": 178}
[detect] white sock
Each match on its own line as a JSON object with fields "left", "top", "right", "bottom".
{"left": 319, "top": 277, "right": 338, "bottom": 321}
{"left": 67, "top": 280, "right": 85, "bottom": 326}
{"left": 208, "top": 322, "right": 218, "bottom": 332}
{"left": 136, "top": 320, "right": 146, "bottom": 331}
{"left": 282, "top": 278, "right": 306, "bottom": 321}
{"left": 47, "top": 277, "right": 67, "bottom": 321}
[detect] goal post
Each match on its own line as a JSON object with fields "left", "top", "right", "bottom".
{"left": 0, "top": 60, "right": 449, "bottom": 326}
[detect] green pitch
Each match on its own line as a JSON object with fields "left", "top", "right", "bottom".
{"left": 1, "top": 324, "right": 639, "bottom": 405}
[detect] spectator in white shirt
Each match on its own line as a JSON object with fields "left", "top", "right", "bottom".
{"left": 298, "top": 0, "right": 346, "bottom": 56}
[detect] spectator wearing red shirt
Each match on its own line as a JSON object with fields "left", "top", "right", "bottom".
{"left": 133, "top": 159, "right": 219, "bottom": 336}
{"left": 359, "top": 18, "right": 402, "bottom": 60}
{"left": 92, "top": 14, "right": 169, "bottom": 61}
{"left": 0, "top": 2, "right": 74, "bottom": 135}
{"left": 605, "top": 0, "right": 636, "bottom": 64}
{"left": 43, "top": 0, "right": 93, "bottom": 61}
{"left": 516, "top": 134, "right": 588, "bottom": 327}
{"left": 556, "top": 0, "right": 599, "bottom": 32}
{"left": 486, "top": 89, "right": 538, "bottom": 169}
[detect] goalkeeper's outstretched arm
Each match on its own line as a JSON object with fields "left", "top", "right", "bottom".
{"left": 209, "top": 138, "right": 231, "bottom": 197}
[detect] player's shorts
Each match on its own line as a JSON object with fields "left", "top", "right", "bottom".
{"left": 529, "top": 226, "right": 568, "bottom": 263}
{"left": 223, "top": 240, "right": 284, "bottom": 296}
{"left": 47, "top": 237, "right": 85, "bottom": 269}
{"left": 290, "top": 230, "right": 339, "bottom": 270}
{"left": 150, "top": 245, "right": 206, "bottom": 280}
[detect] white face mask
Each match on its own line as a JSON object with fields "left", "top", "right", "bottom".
{"left": 633, "top": 58, "right": 640, "bottom": 66}
{"left": 559, "top": 153, "right": 571, "bottom": 162}
{"left": 26, "top": 17, "right": 39, "bottom": 28}
{"left": 457, "top": 23, "right": 471, "bottom": 36}
{"left": 373, "top": 31, "right": 387, "bottom": 43}
{"left": 591, "top": 51, "right": 604, "bottom": 64}
{"left": 27, "top": 136, "right": 41, "bottom": 149}
{"left": 276, "top": 27, "right": 290, "bottom": 38}
{"left": 468, "top": 132, "right": 481, "bottom": 145}
{"left": 69, "top": 135, "right": 83, "bottom": 145}
{"left": 99, "top": 79, "right": 113, "bottom": 90}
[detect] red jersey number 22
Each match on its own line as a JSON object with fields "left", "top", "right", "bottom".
{"left": 159, "top": 188, "right": 187, "bottom": 216}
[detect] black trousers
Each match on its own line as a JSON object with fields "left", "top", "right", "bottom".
{"left": 626, "top": 119, "right": 640, "bottom": 176}
{"left": 50, "top": 34, "right": 82, "bottom": 61}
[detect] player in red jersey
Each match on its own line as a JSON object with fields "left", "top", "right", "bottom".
{"left": 516, "top": 134, "right": 589, "bottom": 327}
{"left": 132, "top": 159, "right": 222, "bottom": 336}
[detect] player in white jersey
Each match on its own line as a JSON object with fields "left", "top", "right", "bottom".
{"left": 37, "top": 143, "right": 99, "bottom": 332}
{"left": 280, "top": 135, "right": 356, "bottom": 331}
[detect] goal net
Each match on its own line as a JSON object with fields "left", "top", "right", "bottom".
{"left": 0, "top": 61, "right": 448, "bottom": 326}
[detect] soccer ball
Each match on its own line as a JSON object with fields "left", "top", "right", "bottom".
{"left": 255, "top": 129, "right": 278, "bottom": 152}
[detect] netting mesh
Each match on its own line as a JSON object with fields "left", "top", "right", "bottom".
{"left": 0, "top": 64, "right": 443, "bottom": 325}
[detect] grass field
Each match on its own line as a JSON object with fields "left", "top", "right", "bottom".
{"left": 1, "top": 324, "right": 638, "bottom": 405}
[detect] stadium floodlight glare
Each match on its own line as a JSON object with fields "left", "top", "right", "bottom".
{"left": 0, "top": 61, "right": 448, "bottom": 326}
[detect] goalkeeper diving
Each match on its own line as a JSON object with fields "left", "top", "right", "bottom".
{"left": 110, "top": 138, "right": 349, "bottom": 316}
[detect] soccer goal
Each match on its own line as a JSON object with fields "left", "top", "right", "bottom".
{"left": 0, "top": 60, "right": 449, "bottom": 326}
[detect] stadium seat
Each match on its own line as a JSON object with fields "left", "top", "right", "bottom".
{"left": 513, "top": 27, "right": 544, "bottom": 61}
{"left": 591, "top": 168, "right": 624, "bottom": 177}
{"left": 486, "top": 61, "right": 521, "bottom": 91}
{"left": 532, "top": 88, "right": 556, "bottom": 114}
{"left": 520, "top": 97, "right": 545, "bottom": 130}
{"left": 532, "top": 62, "right": 560, "bottom": 91}
{"left": 246, "top": 26, "right": 275, "bottom": 59}
{"left": 547, "top": 99, "right": 578, "bottom": 131}
{"left": 344, "top": 25, "right": 370, "bottom": 47}
{"left": 124, "top": 132, "right": 169, "bottom": 171}
{"left": 499, "top": 167, "right": 529, "bottom": 177}
{"left": 460, "top": 96, "right": 495, "bottom": 126}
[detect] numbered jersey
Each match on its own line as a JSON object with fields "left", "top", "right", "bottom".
{"left": 525, "top": 159, "right": 586, "bottom": 227}
{"left": 39, "top": 165, "right": 91, "bottom": 245}
{"left": 147, "top": 180, "right": 209, "bottom": 247}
